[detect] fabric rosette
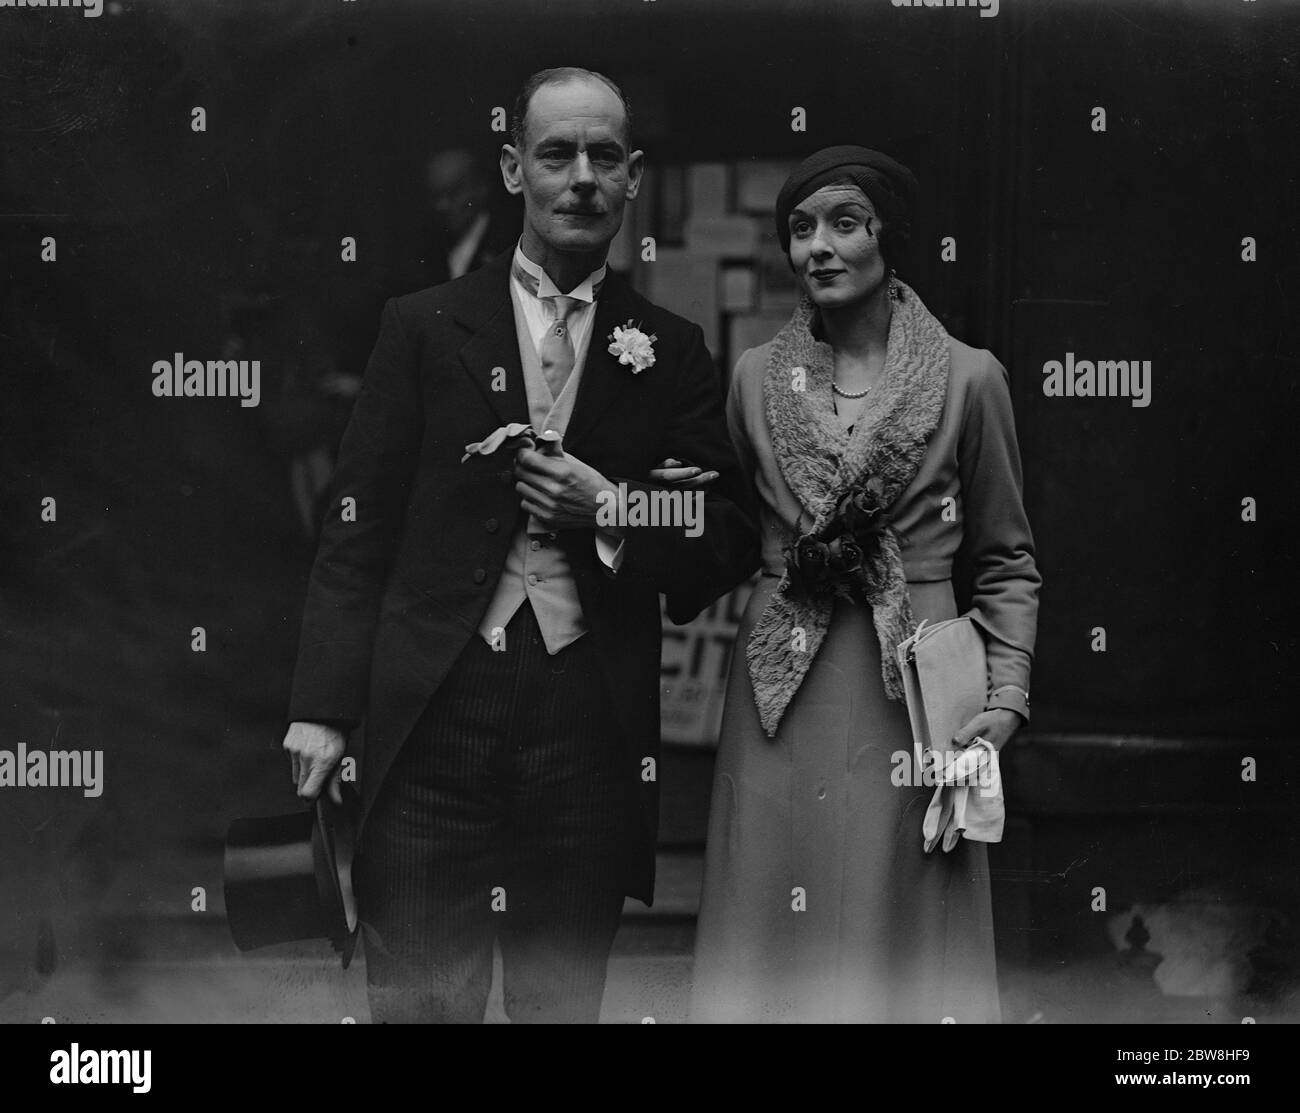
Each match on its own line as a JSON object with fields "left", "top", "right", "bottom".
{"left": 827, "top": 534, "right": 865, "bottom": 576}
{"left": 783, "top": 477, "right": 891, "bottom": 602}
{"left": 835, "top": 476, "right": 890, "bottom": 547}
{"left": 785, "top": 535, "right": 832, "bottom": 599}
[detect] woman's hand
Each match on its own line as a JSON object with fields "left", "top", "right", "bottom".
{"left": 649, "top": 457, "right": 719, "bottom": 489}
{"left": 953, "top": 708, "right": 1022, "bottom": 752}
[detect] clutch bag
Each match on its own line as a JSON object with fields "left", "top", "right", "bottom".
{"left": 896, "top": 615, "right": 1004, "bottom": 853}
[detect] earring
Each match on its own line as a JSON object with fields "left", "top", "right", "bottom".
{"left": 888, "top": 268, "right": 903, "bottom": 302}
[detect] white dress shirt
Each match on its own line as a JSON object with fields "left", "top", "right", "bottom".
{"left": 509, "top": 242, "right": 604, "bottom": 359}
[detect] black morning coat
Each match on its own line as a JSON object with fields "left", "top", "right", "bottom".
{"left": 287, "top": 252, "right": 761, "bottom": 902}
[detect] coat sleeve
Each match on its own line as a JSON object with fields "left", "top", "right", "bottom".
{"left": 724, "top": 349, "right": 762, "bottom": 493}
{"left": 613, "top": 323, "right": 761, "bottom": 624}
{"left": 957, "top": 351, "right": 1042, "bottom": 723}
{"left": 287, "top": 297, "right": 423, "bottom": 726}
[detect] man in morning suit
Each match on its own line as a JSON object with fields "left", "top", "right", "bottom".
{"left": 281, "top": 66, "right": 759, "bottom": 1023}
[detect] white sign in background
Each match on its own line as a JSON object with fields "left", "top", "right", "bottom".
{"left": 659, "top": 577, "right": 756, "bottom": 747}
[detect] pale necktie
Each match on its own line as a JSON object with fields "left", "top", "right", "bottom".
{"left": 511, "top": 259, "right": 605, "bottom": 399}
{"left": 539, "top": 294, "right": 578, "bottom": 399}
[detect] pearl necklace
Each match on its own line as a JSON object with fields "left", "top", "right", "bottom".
{"left": 832, "top": 381, "right": 871, "bottom": 399}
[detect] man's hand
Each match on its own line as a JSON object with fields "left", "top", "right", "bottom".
{"left": 514, "top": 445, "right": 617, "bottom": 531}
{"left": 649, "top": 457, "right": 719, "bottom": 490}
{"left": 952, "top": 708, "right": 1022, "bottom": 753}
{"left": 282, "top": 721, "right": 347, "bottom": 804}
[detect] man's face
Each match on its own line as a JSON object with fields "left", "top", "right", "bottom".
{"left": 501, "top": 78, "right": 643, "bottom": 258}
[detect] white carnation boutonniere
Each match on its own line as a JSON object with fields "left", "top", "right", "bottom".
{"left": 607, "top": 320, "right": 658, "bottom": 374}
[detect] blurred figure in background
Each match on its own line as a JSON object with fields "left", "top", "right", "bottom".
{"left": 232, "top": 209, "right": 366, "bottom": 540}
{"left": 416, "top": 147, "right": 522, "bottom": 287}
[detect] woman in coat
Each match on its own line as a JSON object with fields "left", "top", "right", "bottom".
{"left": 689, "top": 146, "right": 1041, "bottom": 1023}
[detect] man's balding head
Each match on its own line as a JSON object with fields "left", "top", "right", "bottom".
{"left": 510, "top": 67, "right": 633, "bottom": 152}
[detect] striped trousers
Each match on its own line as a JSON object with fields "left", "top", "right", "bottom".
{"left": 355, "top": 601, "right": 631, "bottom": 1023}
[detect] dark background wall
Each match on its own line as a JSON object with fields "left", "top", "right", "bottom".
{"left": 1, "top": 0, "right": 1297, "bottom": 1018}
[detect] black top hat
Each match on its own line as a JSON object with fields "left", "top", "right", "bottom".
{"left": 223, "top": 790, "right": 359, "bottom": 968}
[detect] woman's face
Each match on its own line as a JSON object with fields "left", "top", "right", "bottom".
{"left": 787, "top": 184, "right": 888, "bottom": 311}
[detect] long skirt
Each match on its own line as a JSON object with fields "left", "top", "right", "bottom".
{"left": 689, "top": 577, "right": 1000, "bottom": 1024}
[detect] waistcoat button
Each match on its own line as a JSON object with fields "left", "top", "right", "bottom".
{"left": 472, "top": 568, "right": 486, "bottom": 584}
{"left": 485, "top": 518, "right": 499, "bottom": 533}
